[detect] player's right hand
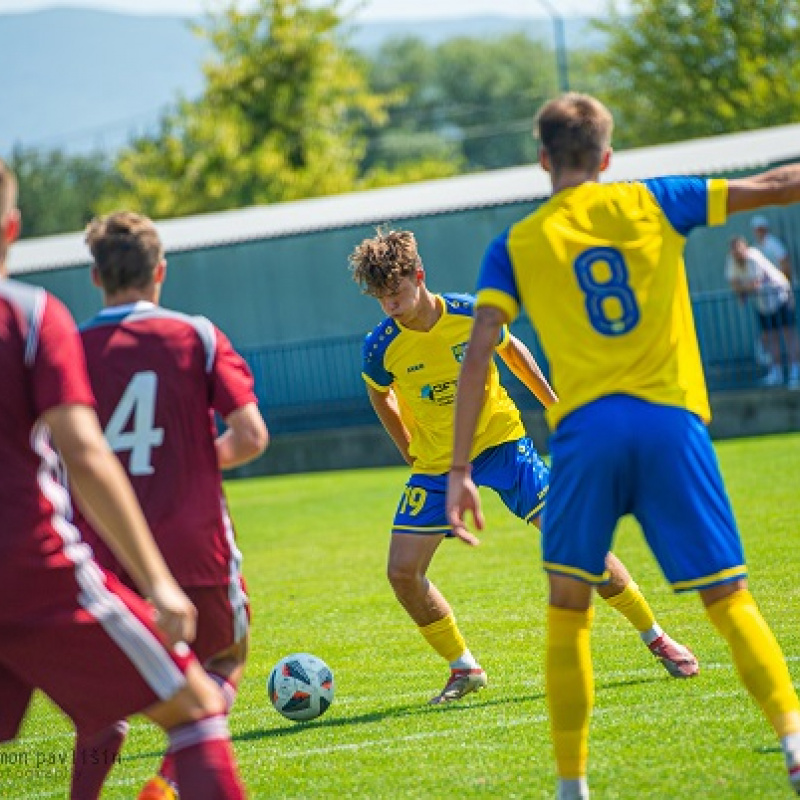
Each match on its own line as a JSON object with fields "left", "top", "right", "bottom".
{"left": 150, "top": 578, "right": 198, "bottom": 647}
{"left": 446, "top": 471, "right": 484, "bottom": 546}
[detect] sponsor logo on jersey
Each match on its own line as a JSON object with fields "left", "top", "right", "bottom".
{"left": 421, "top": 380, "right": 457, "bottom": 405}
{"left": 407, "top": 363, "right": 424, "bottom": 373}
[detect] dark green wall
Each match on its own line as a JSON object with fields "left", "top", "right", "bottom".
{"left": 16, "top": 197, "right": 800, "bottom": 349}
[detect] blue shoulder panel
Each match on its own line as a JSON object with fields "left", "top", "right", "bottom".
{"left": 362, "top": 317, "right": 402, "bottom": 387}
{"left": 642, "top": 177, "right": 709, "bottom": 237}
{"left": 442, "top": 293, "right": 476, "bottom": 317}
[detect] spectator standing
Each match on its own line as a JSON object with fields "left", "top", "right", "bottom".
{"left": 726, "top": 235, "right": 800, "bottom": 388}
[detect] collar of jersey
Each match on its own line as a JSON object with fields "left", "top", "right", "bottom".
{"left": 97, "top": 300, "right": 156, "bottom": 317}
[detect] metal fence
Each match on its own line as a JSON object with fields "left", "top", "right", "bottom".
{"left": 241, "top": 290, "right": 799, "bottom": 434}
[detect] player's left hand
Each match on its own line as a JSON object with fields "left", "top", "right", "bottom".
{"left": 446, "top": 470, "right": 484, "bottom": 546}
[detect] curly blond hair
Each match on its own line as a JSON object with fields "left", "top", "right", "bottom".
{"left": 349, "top": 227, "right": 422, "bottom": 296}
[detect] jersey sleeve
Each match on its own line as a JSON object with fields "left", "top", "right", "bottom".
{"left": 209, "top": 326, "right": 258, "bottom": 419}
{"left": 475, "top": 230, "right": 522, "bottom": 323}
{"left": 643, "top": 177, "right": 728, "bottom": 236}
{"left": 361, "top": 332, "right": 393, "bottom": 391}
{"left": 31, "top": 294, "right": 95, "bottom": 417}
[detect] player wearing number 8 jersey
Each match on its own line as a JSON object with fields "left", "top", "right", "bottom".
{"left": 76, "top": 212, "right": 268, "bottom": 800}
{"left": 351, "top": 227, "right": 699, "bottom": 707}
{"left": 447, "top": 92, "right": 800, "bottom": 798}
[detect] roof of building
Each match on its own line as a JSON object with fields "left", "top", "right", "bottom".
{"left": 10, "top": 122, "right": 800, "bottom": 275}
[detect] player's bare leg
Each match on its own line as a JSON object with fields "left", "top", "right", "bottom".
{"left": 529, "top": 518, "right": 698, "bottom": 678}
{"left": 599, "top": 552, "right": 698, "bottom": 678}
{"left": 387, "top": 533, "right": 486, "bottom": 704}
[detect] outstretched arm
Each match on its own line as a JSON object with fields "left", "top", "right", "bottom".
{"left": 446, "top": 305, "right": 509, "bottom": 544}
{"left": 47, "top": 403, "right": 196, "bottom": 647}
{"left": 728, "top": 164, "right": 800, "bottom": 214}
{"left": 367, "top": 384, "right": 413, "bottom": 466}
{"left": 498, "top": 333, "right": 558, "bottom": 409}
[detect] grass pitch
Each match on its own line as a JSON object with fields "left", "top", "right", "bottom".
{"left": 6, "top": 432, "right": 800, "bottom": 798}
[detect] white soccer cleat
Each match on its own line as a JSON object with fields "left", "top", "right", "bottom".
{"left": 428, "top": 667, "right": 487, "bottom": 704}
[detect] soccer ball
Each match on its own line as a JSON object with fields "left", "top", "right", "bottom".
{"left": 268, "top": 653, "right": 334, "bottom": 722}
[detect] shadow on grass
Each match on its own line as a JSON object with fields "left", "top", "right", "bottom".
{"left": 125, "top": 673, "right": 668, "bottom": 758}
{"left": 233, "top": 687, "right": 551, "bottom": 743}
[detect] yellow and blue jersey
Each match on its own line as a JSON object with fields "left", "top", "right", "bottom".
{"left": 476, "top": 177, "right": 728, "bottom": 429}
{"left": 362, "top": 293, "right": 524, "bottom": 474}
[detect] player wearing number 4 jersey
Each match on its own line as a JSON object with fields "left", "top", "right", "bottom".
{"left": 349, "top": 227, "right": 697, "bottom": 707}
{"left": 447, "top": 92, "right": 800, "bottom": 798}
{"left": 75, "top": 212, "right": 268, "bottom": 800}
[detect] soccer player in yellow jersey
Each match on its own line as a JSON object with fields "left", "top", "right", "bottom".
{"left": 350, "top": 227, "right": 698, "bottom": 705}
{"left": 446, "top": 93, "right": 800, "bottom": 798}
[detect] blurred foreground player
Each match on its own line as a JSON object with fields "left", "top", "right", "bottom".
{"left": 0, "top": 162, "right": 247, "bottom": 800}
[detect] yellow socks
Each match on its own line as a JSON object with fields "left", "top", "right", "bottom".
{"left": 419, "top": 614, "right": 468, "bottom": 663}
{"left": 707, "top": 589, "right": 800, "bottom": 737}
{"left": 602, "top": 580, "right": 656, "bottom": 635}
{"left": 546, "top": 605, "right": 595, "bottom": 779}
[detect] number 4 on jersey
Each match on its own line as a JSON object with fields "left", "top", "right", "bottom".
{"left": 104, "top": 371, "right": 165, "bottom": 476}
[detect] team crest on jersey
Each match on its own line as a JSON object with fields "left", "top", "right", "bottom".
{"left": 421, "top": 380, "right": 457, "bottom": 406}
{"left": 451, "top": 342, "right": 468, "bottom": 363}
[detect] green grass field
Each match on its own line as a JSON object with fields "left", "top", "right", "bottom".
{"left": 5, "top": 432, "right": 800, "bottom": 798}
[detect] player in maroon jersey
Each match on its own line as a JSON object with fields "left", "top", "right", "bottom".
{"left": 75, "top": 211, "right": 268, "bottom": 800}
{"left": 0, "top": 164, "right": 248, "bottom": 800}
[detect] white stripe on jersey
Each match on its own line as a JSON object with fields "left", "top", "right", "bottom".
{"left": 220, "top": 493, "right": 249, "bottom": 644}
{"left": 32, "top": 421, "right": 187, "bottom": 701}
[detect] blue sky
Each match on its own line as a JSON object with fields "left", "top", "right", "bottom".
{"left": 0, "top": 0, "right": 619, "bottom": 19}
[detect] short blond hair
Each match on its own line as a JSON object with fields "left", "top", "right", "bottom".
{"left": 85, "top": 211, "right": 164, "bottom": 295}
{"left": 535, "top": 93, "right": 613, "bottom": 174}
{"left": 349, "top": 227, "right": 421, "bottom": 296}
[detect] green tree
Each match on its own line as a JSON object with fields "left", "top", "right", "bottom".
{"left": 101, "top": 0, "right": 396, "bottom": 217}
{"left": 366, "top": 33, "right": 557, "bottom": 173}
{"left": 10, "top": 147, "right": 118, "bottom": 238}
{"left": 593, "top": 0, "right": 800, "bottom": 148}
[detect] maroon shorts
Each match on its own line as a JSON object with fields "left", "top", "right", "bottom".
{"left": 184, "top": 578, "right": 250, "bottom": 664}
{"left": 0, "top": 566, "right": 194, "bottom": 739}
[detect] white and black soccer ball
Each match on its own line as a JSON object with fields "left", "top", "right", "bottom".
{"left": 268, "top": 653, "right": 334, "bottom": 722}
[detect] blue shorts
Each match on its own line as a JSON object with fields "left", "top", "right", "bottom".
{"left": 542, "top": 395, "right": 747, "bottom": 592}
{"left": 392, "top": 438, "right": 549, "bottom": 536}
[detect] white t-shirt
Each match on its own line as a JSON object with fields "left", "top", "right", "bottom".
{"left": 726, "top": 246, "right": 790, "bottom": 315}
{"left": 754, "top": 233, "right": 788, "bottom": 269}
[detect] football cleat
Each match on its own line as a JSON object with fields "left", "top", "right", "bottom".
{"left": 137, "top": 775, "right": 178, "bottom": 800}
{"left": 429, "top": 667, "right": 488, "bottom": 705}
{"left": 787, "top": 752, "right": 800, "bottom": 795}
{"left": 648, "top": 633, "right": 699, "bottom": 678}
{"left": 790, "top": 763, "right": 800, "bottom": 795}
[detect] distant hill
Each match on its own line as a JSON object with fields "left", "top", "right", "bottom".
{"left": 0, "top": 7, "right": 605, "bottom": 156}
